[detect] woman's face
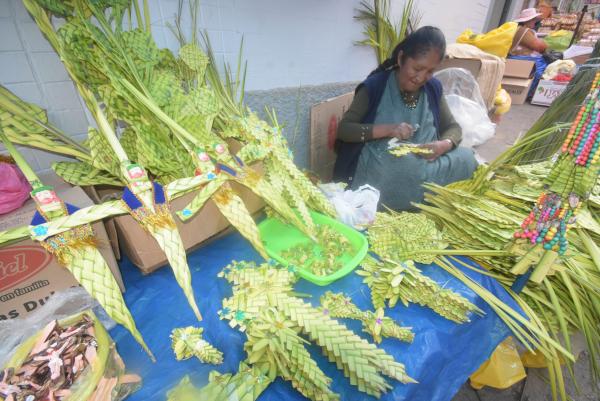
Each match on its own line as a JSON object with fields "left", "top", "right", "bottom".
{"left": 396, "top": 49, "right": 442, "bottom": 92}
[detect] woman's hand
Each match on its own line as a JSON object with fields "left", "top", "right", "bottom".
{"left": 418, "top": 139, "right": 453, "bottom": 161}
{"left": 373, "top": 123, "right": 415, "bottom": 140}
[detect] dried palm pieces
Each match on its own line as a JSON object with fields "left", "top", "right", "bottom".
{"left": 169, "top": 261, "right": 414, "bottom": 401}
{"left": 280, "top": 225, "right": 354, "bottom": 276}
{"left": 1, "top": 312, "right": 140, "bottom": 401}
{"left": 319, "top": 291, "right": 414, "bottom": 343}
{"left": 387, "top": 138, "right": 433, "bottom": 157}
{"left": 170, "top": 327, "right": 223, "bottom": 365}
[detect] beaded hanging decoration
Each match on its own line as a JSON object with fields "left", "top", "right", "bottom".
{"left": 514, "top": 71, "right": 600, "bottom": 255}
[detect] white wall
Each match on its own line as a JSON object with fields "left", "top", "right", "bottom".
{"left": 0, "top": 0, "right": 89, "bottom": 174}
{"left": 0, "top": 0, "right": 493, "bottom": 173}
{"left": 417, "top": 0, "right": 494, "bottom": 42}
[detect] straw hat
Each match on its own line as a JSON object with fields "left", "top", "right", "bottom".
{"left": 514, "top": 8, "right": 543, "bottom": 23}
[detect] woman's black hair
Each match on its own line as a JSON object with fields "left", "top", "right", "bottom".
{"left": 368, "top": 26, "right": 446, "bottom": 77}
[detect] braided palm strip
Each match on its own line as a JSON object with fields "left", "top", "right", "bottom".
{"left": 201, "top": 363, "right": 273, "bottom": 401}
{"left": 238, "top": 170, "right": 313, "bottom": 237}
{"left": 168, "top": 364, "right": 273, "bottom": 401}
{"left": 52, "top": 238, "right": 152, "bottom": 356}
{"left": 52, "top": 161, "right": 122, "bottom": 187}
{"left": 319, "top": 291, "right": 363, "bottom": 319}
{"left": 0, "top": 226, "right": 30, "bottom": 246}
{"left": 401, "top": 272, "right": 481, "bottom": 323}
{"left": 176, "top": 176, "right": 227, "bottom": 221}
{"left": 319, "top": 292, "right": 414, "bottom": 344}
{"left": 30, "top": 201, "right": 128, "bottom": 241}
{"left": 264, "top": 165, "right": 315, "bottom": 235}
{"left": 220, "top": 265, "right": 295, "bottom": 324}
{"left": 246, "top": 310, "right": 339, "bottom": 401}
{"left": 273, "top": 293, "right": 415, "bottom": 397}
{"left": 213, "top": 185, "right": 268, "bottom": 259}
{"left": 272, "top": 154, "right": 336, "bottom": 217}
{"left": 146, "top": 224, "right": 202, "bottom": 320}
{"left": 363, "top": 312, "right": 415, "bottom": 344}
{"left": 171, "top": 326, "right": 223, "bottom": 365}
{"left": 165, "top": 175, "right": 209, "bottom": 200}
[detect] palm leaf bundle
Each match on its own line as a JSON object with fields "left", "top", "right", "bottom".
{"left": 506, "top": 40, "right": 600, "bottom": 164}
{"left": 20, "top": 0, "right": 334, "bottom": 255}
{"left": 354, "top": 0, "right": 421, "bottom": 64}
{"left": 415, "top": 77, "right": 600, "bottom": 399}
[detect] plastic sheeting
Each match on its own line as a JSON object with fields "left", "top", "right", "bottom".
{"left": 109, "top": 231, "right": 521, "bottom": 401}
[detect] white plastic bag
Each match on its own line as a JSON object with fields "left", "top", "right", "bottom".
{"left": 319, "top": 183, "right": 380, "bottom": 229}
{"left": 434, "top": 68, "right": 496, "bottom": 148}
{"left": 446, "top": 94, "right": 496, "bottom": 148}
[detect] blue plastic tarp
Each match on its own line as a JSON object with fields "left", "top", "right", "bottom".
{"left": 110, "top": 231, "right": 521, "bottom": 401}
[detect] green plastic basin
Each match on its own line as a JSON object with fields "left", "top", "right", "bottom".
{"left": 257, "top": 211, "right": 368, "bottom": 286}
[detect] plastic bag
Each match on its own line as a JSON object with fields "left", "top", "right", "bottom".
{"left": 434, "top": 68, "right": 496, "bottom": 148}
{"left": 456, "top": 22, "right": 518, "bottom": 58}
{"left": 542, "top": 59, "right": 576, "bottom": 80}
{"left": 434, "top": 68, "right": 487, "bottom": 109}
{"left": 469, "top": 337, "right": 527, "bottom": 390}
{"left": 446, "top": 94, "right": 496, "bottom": 148}
{"left": 494, "top": 87, "right": 512, "bottom": 115}
{"left": 319, "top": 183, "right": 379, "bottom": 229}
{"left": 0, "top": 161, "right": 32, "bottom": 215}
{"left": 544, "top": 30, "right": 573, "bottom": 52}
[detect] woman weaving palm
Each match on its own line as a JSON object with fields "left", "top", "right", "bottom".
{"left": 333, "top": 26, "right": 478, "bottom": 211}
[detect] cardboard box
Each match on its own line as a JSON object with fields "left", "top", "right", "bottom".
{"left": 309, "top": 92, "right": 354, "bottom": 182}
{"left": 113, "top": 181, "right": 264, "bottom": 274}
{"left": 436, "top": 58, "right": 482, "bottom": 80}
{"left": 531, "top": 79, "right": 569, "bottom": 106}
{"left": 501, "top": 77, "right": 534, "bottom": 105}
{"left": 0, "top": 186, "right": 122, "bottom": 321}
{"left": 501, "top": 59, "right": 536, "bottom": 105}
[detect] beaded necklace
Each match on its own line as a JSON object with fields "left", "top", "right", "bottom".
{"left": 400, "top": 90, "right": 420, "bottom": 110}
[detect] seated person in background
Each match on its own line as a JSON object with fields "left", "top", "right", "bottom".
{"left": 333, "top": 26, "right": 478, "bottom": 212}
{"left": 510, "top": 8, "right": 548, "bottom": 56}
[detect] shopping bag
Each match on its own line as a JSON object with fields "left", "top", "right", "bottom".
{"left": 457, "top": 22, "right": 518, "bottom": 58}
{"left": 469, "top": 337, "right": 527, "bottom": 390}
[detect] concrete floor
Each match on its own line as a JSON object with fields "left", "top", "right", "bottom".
{"left": 450, "top": 103, "right": 600, "bottom": 401}
{"left": 474, "top": 103, "right": 546, "bottom": 162}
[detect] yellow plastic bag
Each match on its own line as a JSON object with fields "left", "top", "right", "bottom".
{"left": 494, "top": 86, "right": 512, "bottom": 115}
{"left": 457, "top": 22, "right": 518, "bottom": 58}
{"left": 469, "top": 337, "right": 527, "bottom": 390}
